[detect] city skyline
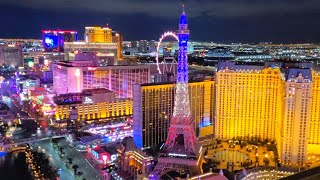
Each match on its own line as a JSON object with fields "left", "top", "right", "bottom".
{"left": 1, "top": 2, "right": 320, "bottom": 180}
{"left": 1, "top": 1, "right": 320, "bottom": 43}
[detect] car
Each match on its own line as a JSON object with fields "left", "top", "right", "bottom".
{"left": 57, "top": 168, "right": 62, "bottom": 171}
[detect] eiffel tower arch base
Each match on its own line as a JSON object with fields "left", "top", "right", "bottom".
{"left": 150, "top": 157, "right": 201, "bottom": 180}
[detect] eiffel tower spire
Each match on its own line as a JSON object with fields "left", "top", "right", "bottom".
{"left": 150, "top": 6, "right": 202, "bottom": 180}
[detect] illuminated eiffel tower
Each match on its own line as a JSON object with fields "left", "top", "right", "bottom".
{"left": 150, "top": 6, "right": 203, "bottom": 180}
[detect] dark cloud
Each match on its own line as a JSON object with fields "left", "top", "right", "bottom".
{"left": 1, "top": 0, "right": 320, "bottom": 43}
{"left": 1, "top": 0, "right": 320, "bottom": 18}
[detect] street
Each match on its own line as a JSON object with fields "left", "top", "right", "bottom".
{"left": 33, "top": 139, "right": 75, "bottom": 180}
{"left": 57, "top": 138, "right": 104, "bottom": 180}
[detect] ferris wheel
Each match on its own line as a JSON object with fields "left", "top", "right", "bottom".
{"left": 155, "top": 31, "right": 179, "bottom": 74}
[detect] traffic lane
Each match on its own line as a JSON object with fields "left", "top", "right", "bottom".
{"left": 33, "top": 140, "right": 75, "bottom": 180}
{"left": 59, "top": 140, "right": 102, "bottom": 180}
{"left": 58, "top": 139, "right": 103, "bottom": 180}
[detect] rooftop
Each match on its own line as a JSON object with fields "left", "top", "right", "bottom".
{"left": 217, "top": 62, "right": 264, "bottom": 71}
{"left": 287, "top": 68, "right": 312, "bottom": 81}
{"left": 82, "top": 88, "right": 113, "bottom": 95}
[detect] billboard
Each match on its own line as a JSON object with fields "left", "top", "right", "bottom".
{"left": 43, "top": 33, "right": 59, "bottom": 52}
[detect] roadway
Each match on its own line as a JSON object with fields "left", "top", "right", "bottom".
{"left": 33, "top": 139, "right": 75, "bottom": 180}
{"left": 57, "top": 138, "right": 104, "bottom": 180}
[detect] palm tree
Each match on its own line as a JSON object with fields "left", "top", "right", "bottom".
{"left": 77, "top": 171, "right": 83, "bottom": 176}
{"left": 72, "top": 164, "right": 79, "bottom": 174}
{"left": 67, "top": 157, "right": 73, "bottom": 164}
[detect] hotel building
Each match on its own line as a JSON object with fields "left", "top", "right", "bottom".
{"left": 64, "top": 42, "right": 119, "bottom": 64}
{"left": 64, "top": 26, "right": 123, "bottom": 64}
{"left": 54, "top": 88, "right": 132, "bottom": 121}
{"left": 133, "top": 80, "right": 214, "bottom": 149}
{"left": 42, "top": 30, "right": 78, "bottom": 52}
{"left": 215, "top": 62, "right": 284, "bottom": 142}
{"left": 215, "top": 62, "right": 320, "bottom": 166}
{"left": 52, "top": 61, "right": 150, "bottom": 98}
{"left": 85, "top": 26, "right": 113, "bottom": 43}
{"left": 281, "top": 69, "right": 312, "bottom": 166}
{"left": 309, "top": 69, "right": 320, "bottom": 146}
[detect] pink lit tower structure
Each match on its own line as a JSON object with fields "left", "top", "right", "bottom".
{"left": 150, "top": 6, "right": 203, "bottom": 179}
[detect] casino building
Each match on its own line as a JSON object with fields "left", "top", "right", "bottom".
{"left": 54, "top": 88, "right": 132, "bottom": 122}
{"left": 42, "top": 30, "right": 78, "bottom": 52}
{"left": 52, "top": 60, "right": 150, "bottom": 98}
{"left": 64, "top": 25, "right": 123, "bottom": 64}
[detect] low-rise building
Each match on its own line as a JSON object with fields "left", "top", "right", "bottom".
{"left": 118, "top": 137, "right": 154, "bottom": 178}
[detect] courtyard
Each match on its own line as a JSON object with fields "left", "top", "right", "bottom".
{"left": 202, "top": 139, "right": 277, "bottom": 171}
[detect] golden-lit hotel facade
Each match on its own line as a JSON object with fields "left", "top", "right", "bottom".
{"left": 133, "top": 80, "right": 214, "bottom": 149}
{"left": 308, "top": 69, "right": 320, "bottom": 152}
{"left": 309, "top": 69, "right": 320, "bottom": 144}
{"left": 215, "top": 62, "right": 320, "bottom": 166}
{"left": 54, "top": 88, "right": 133, "bottom": 122}
{"left": 281, "top": 69, "right": 312, "bottom": 166}
{"left": 85, "top": 26, "right": 123, "bottom": 59}
{"left": 85, "top": 26, "right": 113, "bottom": 43}
{"left": 215, "top": 62, "right": 284, "bottom": 142}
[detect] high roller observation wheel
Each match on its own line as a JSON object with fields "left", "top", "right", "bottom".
{"left": 156, "top": 31, "right": 179, "bottom": 74}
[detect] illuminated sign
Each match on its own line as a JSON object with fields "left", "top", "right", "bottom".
{"left": 111, "top": 154, "right": 117, "bottom": 161}
{"left": 43, "top": 34, "right": 58, "bottom": 50}
{"left": 102, "top": 155, "right": 108, "bottom": 163}
{"left": 84, "top": 96, "right": 93, "bottom": 104}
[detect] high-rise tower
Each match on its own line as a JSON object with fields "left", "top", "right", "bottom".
{"left": 150, "top": 6, "right": 202, "bottom": 179}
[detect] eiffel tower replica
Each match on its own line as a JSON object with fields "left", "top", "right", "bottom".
{"left": 150, "top": 6, "right": 203, "bottom": 180}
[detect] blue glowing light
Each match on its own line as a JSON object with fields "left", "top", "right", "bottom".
{"left": 179, "top": 12, "right": 188, "bottom": 25}
{"left": 0, "top": 151, "right": 6, "bottom": 157}
{"left": 102, "top": 135, "right": 111, "bottom": 143}
{"left": 43, "top": 34, "right": 59, "bottom": 51}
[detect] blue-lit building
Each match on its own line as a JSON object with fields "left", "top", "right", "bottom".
{"left": 42, "top": 30, "right": 78, "bottom": 52}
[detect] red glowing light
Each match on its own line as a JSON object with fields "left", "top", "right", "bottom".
{"left": 102, "top": 155, "right": 108, "bottom": 162}
{"left": 42, "top": 30, "right": 77, "bottom": 34}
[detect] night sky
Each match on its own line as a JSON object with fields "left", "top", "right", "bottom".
{"left": 1, "top": 0, "right": 320, "bottom": 43}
